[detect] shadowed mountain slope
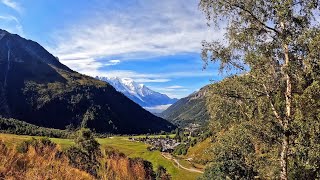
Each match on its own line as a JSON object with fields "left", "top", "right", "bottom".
{"left": 160, "top": 85, "right": 210, "bottom": 127}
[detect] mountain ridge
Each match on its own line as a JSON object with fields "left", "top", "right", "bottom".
{"left": 160, "top": 85, "right": 210, "bottom": 127}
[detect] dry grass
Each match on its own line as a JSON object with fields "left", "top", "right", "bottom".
{"left": 103, "top": 147, "right": 154, "bottom": 180}
{"left": 0, "top": 140, "right": 93, "bottom": 180}
{"left": 0, "top": 138, "right": 157, "bottom": 180}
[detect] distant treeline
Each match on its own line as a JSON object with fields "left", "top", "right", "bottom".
{"left": 0, "top": 117, "right": 172, "bottom": 139}
{"left": 0, "top": 117, "right": 71, "bottom": 138}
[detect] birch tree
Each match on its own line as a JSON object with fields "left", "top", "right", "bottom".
{"left": 199, "top": 1, "right": 320, "bottom": 179}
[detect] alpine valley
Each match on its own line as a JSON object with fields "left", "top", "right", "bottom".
{"left": 0, "top": 29, "right": 175, "bottom": 134}
{"left": 0, "top": 1, "right": 319, "bottom": 179}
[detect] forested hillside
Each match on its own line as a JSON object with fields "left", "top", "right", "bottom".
{"left": 0, "top": 118, "right": 70, "bottom": 138}
{"left": 160, "top": 86, "right": 210, "bottom": 127}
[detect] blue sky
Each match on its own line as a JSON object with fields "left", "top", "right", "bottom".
{"left": 0, "top": 0, "right": 226, "bottom": 98}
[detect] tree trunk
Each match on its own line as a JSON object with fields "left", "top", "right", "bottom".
{"left": 280, "top": 42, "right": 291, "bottom": 180}
{"left": 280, "top": 133, "right": 289, "bottom": 180}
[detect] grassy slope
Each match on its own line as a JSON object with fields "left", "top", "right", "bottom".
{"left": 0, "top": 133, "right": 201, "bottom": 180}
{"left": 185, "top": 138, "right": 213, "bottom": 165}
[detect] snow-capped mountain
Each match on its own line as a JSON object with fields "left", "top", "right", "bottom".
{"left": 96, "top": 77, "right": 178, "bottom": 113}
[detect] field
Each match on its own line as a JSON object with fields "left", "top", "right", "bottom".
{"left": 0, "top": 133, "right": 201, "bottom": 180}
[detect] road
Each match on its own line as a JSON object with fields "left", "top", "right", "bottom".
{"left": 161, "top": 153, "right": 204, "bottom": 174}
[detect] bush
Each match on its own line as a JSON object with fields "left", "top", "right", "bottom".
{"left": 16, "top": 137, "right": 56, "bottom": 154}
{"left": 156, "top": 165, "right": 171, "bottom": 180}
{"left": 173, "top": 144, "right": 188, "bottom": 155}
{"left": 66, "top": 128, "right": 102, "bottom": 177}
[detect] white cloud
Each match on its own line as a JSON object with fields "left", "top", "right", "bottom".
{"left": 165, "top": 85, "right": 185, "bottom": 89}
{"left": 109, "top": 60, "right": 120, "bottom": 64}
{"left": 44, "top": 0, "right": 222, "bottom": 98}
{"left": 148, "top": 85, "right": 190, "bottom": 98}
{"left": 144, "top": 104, "right": 172, "bottom": 113}
{"left": 79, "top": 69, "right": 215, "bottom": 81}
{"left": 153, "top": 87, "right": 189, "bottom": 93}
{"left": 61, "top": 58, "right": 104, "bottom": 75}
{"left": 105, "top": 59, "right": 121, "bottom": 66}
{"left": 1, "top": 0, "right": 22, "bottom": 13}
{"left": 0, "top": 15, "right": 23, "bottom": 35}
{"left": 49, "top": 0, "right": 224, "bottom": 74}
{"left": 151, "top": 85, "right": 189, "bottom": 94}
{"left": 134, "top": 78, "right": 171, "bottom": 83}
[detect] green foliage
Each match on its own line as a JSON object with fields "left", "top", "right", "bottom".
{"left": 289, "top": 81, "right": 320, "bottom": 179}
{"left": 174, "top": 128, "right": 182, "bottom": 142}
{"left": 185, "top": 138, "right": 213, "bottom": 165}
{"left": 156, "top": 165, "right": 171, "bottom": 180}
{"left": 199, "top": 75, "right": 320, "bottom": 179}
{"left": 0, "top": 118, "right": 70, "bottom": 138}
{"left": 172, "top": 129, "right": 212, "bottom": 156}
{"left": 173, "top": 144, "right": 188, "bottom": 156}
{"left": 201, "top": 125, "right": 258, "bottom": 180}
{"left": 16, "top": 137, "right": 57, "bottom": 154}
{"left": 199, "top": 0, "right": 320, "bottom": 179}
{"left": 74, "top": 128, "right": 101, "bottom": 155}
{"left": 66, "top": 128, "right": 102, "bottom": 177}
{"left": 190, "top": 139, "right": 197, "bottom": 147}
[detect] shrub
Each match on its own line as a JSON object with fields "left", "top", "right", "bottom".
{"left": 156, "top": 165, "right": 171, "bottom": 180}
{"left": 173, "top": 144, "right": 188, "bottom": 155}
{"left": 66, "top": 128, "right": 102, "bottom": 177}
{"left": 16, "top": 137, "right": 56, "bottom": 154}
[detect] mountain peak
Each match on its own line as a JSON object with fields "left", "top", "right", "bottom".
{"left": 97, "top": 76, "right": 178, "bottom": 112}
{"left": 0, "top": 29, "right": 70, "bottom": 71}
{"left": 139, "top": 84, "right": 145, "bottom": 88}
{"left": 0, "top": 29, "right": 9, "bottom": 34}
{"left": 0, "top": 29, "right": 9, "bottom": 40}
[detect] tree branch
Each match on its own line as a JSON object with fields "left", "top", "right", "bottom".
{"left": 262, "top": 84, "right": 283, "bottom": 126}
{"left": 231, "top": 3, "right": 281, "bottom": 34}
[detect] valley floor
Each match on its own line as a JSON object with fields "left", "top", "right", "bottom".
{"left": 0, "top": 133, "right": 202, "bottom": 180}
